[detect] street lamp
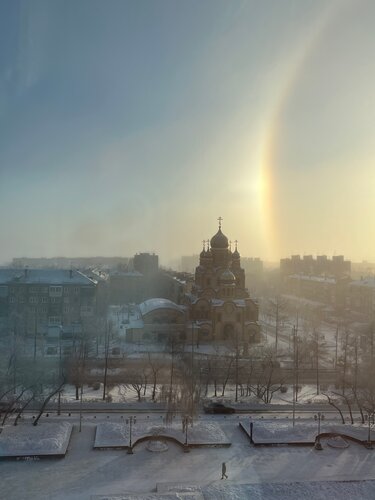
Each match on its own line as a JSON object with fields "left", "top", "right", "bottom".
{"left": 314, "top": 412, "right": 325, "bottom": 450}
{"left": 126, "top": 416, "right": 136, "bottom": 454}
{"left": 366, "top": 411, "right": 373, "bottom": 449}
{"left": 182, "top": 414, "right": 191, "bottom": 446}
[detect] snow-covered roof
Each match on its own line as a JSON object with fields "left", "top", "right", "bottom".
{"left": 0, "top": 268, "right": 96, "bottom": 286}
{"left": 288, "top": 274, "right": 337, "bottom": 284}
{"left": 110, "top": 270, "right": 143, "bottom": 277}
{"left": 350, "top": 278, "right": 375, "bottom": 289}
{"left": 233, "top": 299, "right": 246, "bottom": 307}
{"left": 139, "top": 298, "right": 185, "bottom": 316}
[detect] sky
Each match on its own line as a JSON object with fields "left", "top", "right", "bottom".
{"left": 0, "top": 0, "right": 375, "bottom": 266}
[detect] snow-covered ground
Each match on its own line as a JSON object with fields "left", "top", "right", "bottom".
{"left": 59, "top": 382, "right": 337, "bottom": 407}
{"left": 95, "top": 421, "right": 229, "bottom": 448}
{"left": 1, "top": 416, "right": 375, "bottom": 499}
{"left": 246, "top": 418, "right": 375, "bottom": 444}
{"left": 204, "top": 480, "right": 375, "bottom": 500}
{"left": 0, "top": 422, "right": 72, "bottom": 457}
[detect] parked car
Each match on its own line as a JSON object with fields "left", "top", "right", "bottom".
{"left": 203, "top": 402, "right": 235, "bottom": 414}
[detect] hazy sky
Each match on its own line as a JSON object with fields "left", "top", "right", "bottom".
{"left": 1, "top": 0, "right": 375, "bottom": 265}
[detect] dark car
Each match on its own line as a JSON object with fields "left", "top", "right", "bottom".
{"left": 203, "top": 402, "right": 235, "bottom": 414}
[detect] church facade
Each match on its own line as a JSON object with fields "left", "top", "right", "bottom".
{"left": 185, "top": 221, "right": 261, "bottom": 345}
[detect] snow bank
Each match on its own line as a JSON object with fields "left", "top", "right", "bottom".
{"left": 94, "top": 421, "right": 229, "bottom": 448}
{"left": 247, "top": 418, "right": 375, "bottom": 444}
{"left": 205, "top": 480, "right": 375, "bottom": 499}
{"left": 0, "top": 422, "right": 73, "bottom": 457}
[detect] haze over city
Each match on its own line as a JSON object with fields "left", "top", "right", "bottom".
{"left": 1, "top": 0, "right": 375, "bottom": 265}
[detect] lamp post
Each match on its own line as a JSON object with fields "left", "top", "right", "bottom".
{"left": 366, "top": 412, "right": 373, "bottom": 449}
{"left": 127, "top": 416, "right": 136, "bottom": 454}
{"left": 249, "top": 418, "right": 253, "bottom": 444}
{"left": 314, "top": 412, "right": 324, "bottom": 450}
{"left": 191, "top": 321, "right": 195, "bottom": 415}
{"left": 79, "top": 383, "right": 83, "bottom": 432}
{"left": 182, "top": 415, "right": 189, "bottom": 446}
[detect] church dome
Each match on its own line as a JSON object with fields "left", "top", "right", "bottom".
{"left": 220, "top": 269, "right": 236, "bottom": 283}
{"left": 210, "top": 228, "right": 229, "bottom": 249}
{"left": 232, "top": 249, "right": 240, "bottom": 259}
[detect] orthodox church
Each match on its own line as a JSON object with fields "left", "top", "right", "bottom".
{"left": 185, "top": 219, "right": 260, "bottom": 345}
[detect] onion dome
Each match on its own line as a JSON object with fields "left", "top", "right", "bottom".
{"left": 232, "top": 248, "right": 240, "bottom": 259}
{"left": 210, "top": 228, "right": 229, "bottom": 249}
{"left": 232, "top": 240, "right": 240, "bottom": 259}
{"left": 220, "top": 268, "right": 236, "bottom": 283}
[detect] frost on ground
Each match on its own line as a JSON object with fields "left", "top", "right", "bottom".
{"left": 204, "top": 480, "right": 375, "bottom": 499}
{"left": 92, "top": 494, "right": 201, "bottom": 499}
{"left": 0, "top": 422, "right": 73, "bottom": 456}
{"left": 248, "top": 418, "right": 375, "bottom": 443}
{"left": 84, "top": 480, "right": 375, "bottom": 500}
{"left": 95, "top": 421, "right": 229, "bottom": 448}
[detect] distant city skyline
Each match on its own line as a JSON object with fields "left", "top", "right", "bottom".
{"left": 1, "top": 0, "right": 375, "bottom": 265}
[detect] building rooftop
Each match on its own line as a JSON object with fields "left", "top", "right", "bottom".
{"left": 350, "top": 278, "right": 375, "bottom": 288}
{"left": 289, "top": 274, "right": 337, "bottom": 284}
{"left": 139, "top": 298, "right": 185, "bottom": 316}
{"left": 0, "top": 268, "right": 96, "bottom": 286}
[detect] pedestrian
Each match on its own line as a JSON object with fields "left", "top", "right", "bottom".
{"left": 221, "top": 462, "right": 228, "bottom": 480}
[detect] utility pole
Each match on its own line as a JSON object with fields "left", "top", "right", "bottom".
{"left": 33, "top": 313, "right": 38, "bottom": 361}
{"left": 275, "top": 300, "right": 279, "bottom": 354}
{"left": 103, "top": 322, "right": 110, "bottom": 401}
{"left": 235, "top": 330, "right": 239, "bottom": 403}
{"left": 335, "top": 324, "right": 339, "bottom": 368}
{"left": 292, "top": 325, "right": 297, "bottom": 426}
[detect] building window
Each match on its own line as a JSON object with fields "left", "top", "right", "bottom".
{"left": 48, "top": 316, "right": 61, "bottom": 325}
{"left": 64, "top": 306, "right": 70, "bottom": 314}
{"left": 217, "top": 313, "right": 222, "bottom": 322}
{"left": 9, "top": 296, "right": 15, "bottom": 303}
{"left": 41, "top": 297, "right": 48, "bottom": 303}
{"left": 29, "top": 296, "right": 38, "bottom": 303}
{"left": 237, "top": 313, "right": 241, "bottom": 322}
{"left": 74, "top": 287, "right": 80, "bottom": 294}
{"left": 50, "top": 297, "right": 61, "bottom": 303}
{"left": 30, "top": 287, "right": 39, "bottom": 293}
{"left": 49, "top": 286, "right": 62, "bottom": 296}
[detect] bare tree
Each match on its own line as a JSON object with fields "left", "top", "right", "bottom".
{"left": 33, "top": 379, "right": 65, "bottom": 426}
{"left": 147, "top": 353, "right": 162, "bottom": 401}
{"left": 251, "top": 347, "right": 285, "bottom": 403}
{"left": 322, "top": 392, "right": 345, "bottom": 424}
{"left": 266, "top": 296, "right": 288, "bottom": 354}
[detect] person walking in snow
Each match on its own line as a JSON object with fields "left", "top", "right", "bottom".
{"left": 221, "top": 462, "right": 228, "bottom": 479}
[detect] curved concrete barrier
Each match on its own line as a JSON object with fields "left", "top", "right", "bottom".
{"left": 315, "top": 432, "right": 369, "bottom": 448}
{"left": 131, "top": 434, "right": 189, "bottom": 452}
